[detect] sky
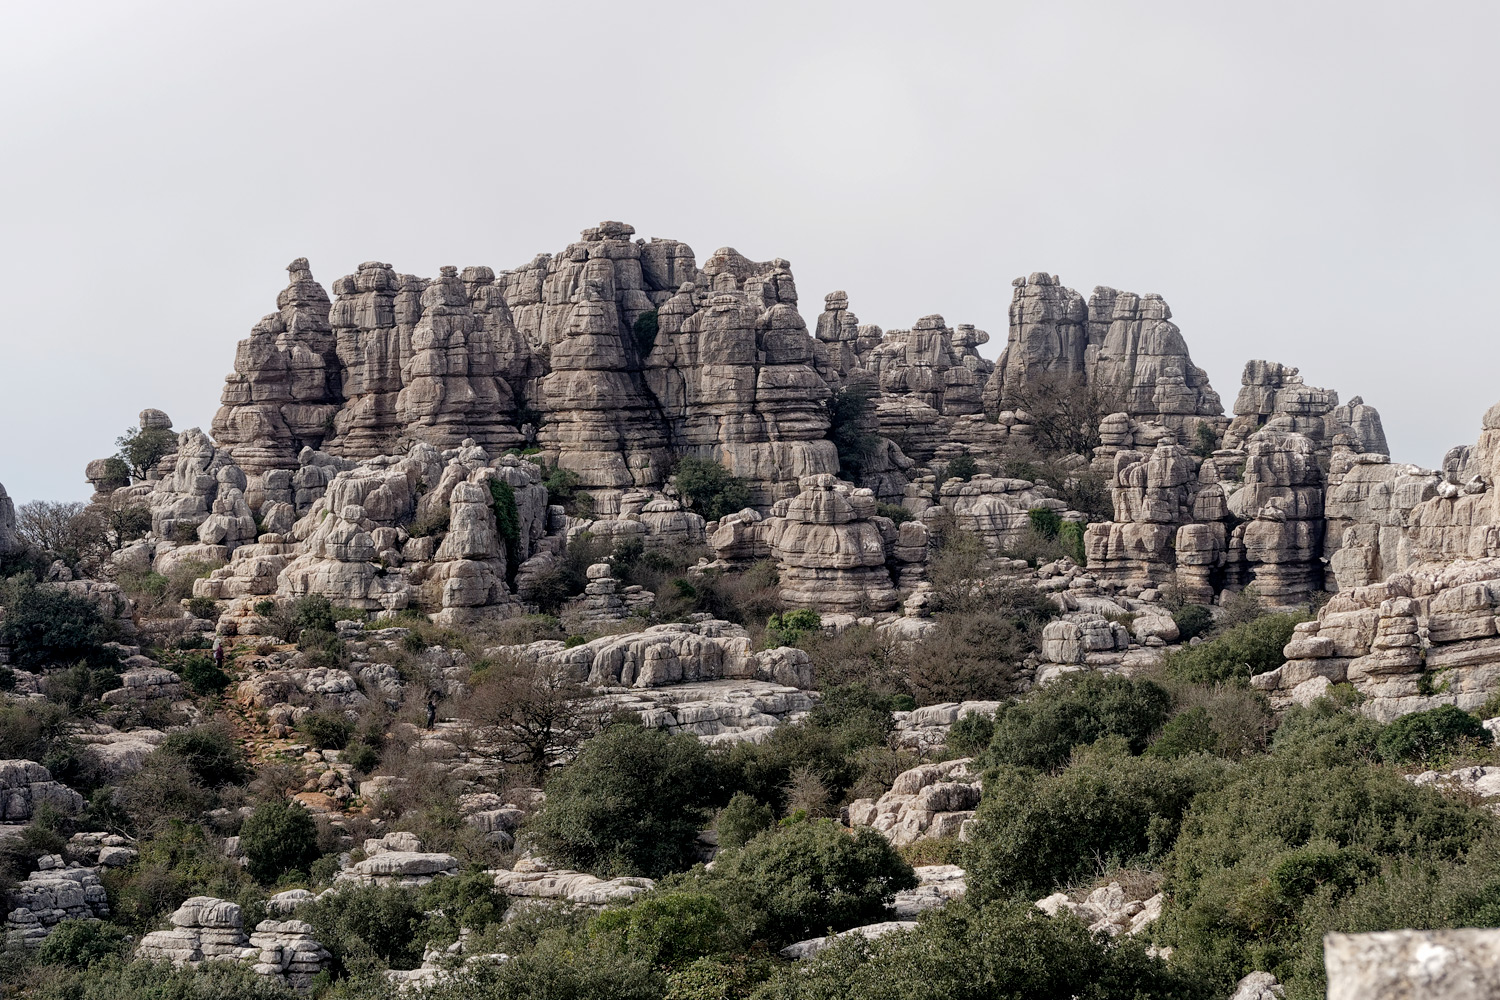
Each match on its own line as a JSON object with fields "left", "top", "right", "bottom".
{"left": 2, "top": 1, "right": 1496, "bottom": 503}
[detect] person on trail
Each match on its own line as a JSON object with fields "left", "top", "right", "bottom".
{"left": 426, "top": 692, "right": 438, "bottom": 730}
{"left": 212, "top": 636, "right": 225, "bottom": 671}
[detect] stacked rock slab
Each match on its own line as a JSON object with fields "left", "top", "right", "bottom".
{"left": 1252, "top": 559, "right": 1500, "bottom": 720}
{"left": 847, "top": 759, "right": 981, "bottom": 846}
{"left": 211, "top": 259, "right": 340, "bottom": 473}
{"left": 932, "top": 474, "right": 1073, "bottom": 557}
{"left": 0, "top": 761, "right": 84, "bottom": 821}
{"left": 135, "top": 896, "right": 331, "bottom": 989}
{"left": 649, "top": 247, "right": 837, "bottom": 504}
{"left": 4, "top": 855, "right": 109, "bottom": 948}
{"left": 761, "top": 475, "right": 906, "bottom": 613}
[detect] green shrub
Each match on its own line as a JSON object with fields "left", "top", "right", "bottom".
{"left": 340, "top": 739, "right": 380, "bottom": 775}
{"left": 0, "top": 578, "right": 118, "bottom": 669}
{"left": 875, "top": 502, "right": 912, "bottom": 524}
{"left": 682, "top": 820, "right": 916, "bottom": 947}
{"left": 416, "top": 935, "right": 661, "bottom": 1000}
{"left": 44, "top": 662, "right": 121, "bottom": 711}
{"left": 948, "top": 711, "right": 996, "bottom": 756}
{"left": 489, "top": 478, "right": 521, "bottom": 585}
{"left": 186, "top": 596, "right": 218, "bottom": 621}
{"left": 406, "top": 506, "right": 450, "bottom": 537}
{"left": 418, "top": 869, "right": 509, "bottom": 946}
{"left": 673, "top": 458, "right": 752, "bottom": 522}
{"left": 542, "top": 464, "right": 592, "bottom": 517}
{"left": 751, "top": 898, "right": 1207, "bottom": 1000}
{"left": 965, "top": 739, "right": 1229, "bottom": 900}
{"left": 946, "top": 453, "right": 978, "bottom": 482}
{"left": 1376, "top": 705, "right": 1492, "bottom": 764}
{"left": 715, "top": 792, "right": 775, "bottom": 850}
{"left": 524, "top": 725, "right": 725, "bottom": 878}
{"left": 35, "top": 918, "right": 129, "bottom": 966}
{"left": 299, "top": 710, "right": 353, "bottom": 751}
{"left": 1058, "top": 520, "right": 1086, "bottom": 564}
{"left": 306, "top": 883, "right": 424, "bottom": 973}
{"left": 987, "top": 673, "right": 1173, "bottom": 772}
{"left": 1147, "top": 707, "right": 1220, "bottom": 759}
{"left": 633, "top": 309, "right": 659, "bottom": 358}
{"left": 159, "top": 724, "right": 250, "bottom": 787}
{"left": 116, "top": 425, "right": 178, "bottom": 479}
{"left": 240, "top": 801, "right": 321, "bottom": 883}
{"left": 1027, "top": 506, "right": 1062, "bottom": 540}
{"left": 253, "top": 599, "right": 277, "bottom": 617}
{"left": 1164, "top": 612, "right": 1305, "bottom": 685}
{"left": 25, "top": 956, "right": 299, "bottom": 1000}
{"left": 591, "top": 890, "right": 739, "bottom": 967}
{"left": 1173, "top": 604, "right": 1215, "bottom": 641}
{"left": 1192, "top": 420, "right": 1219, "bottom": 458}
{"left": 178, "top": 653, "right": 230, "bottom": 696}
{"left": 1158, "top": 751, "right": 1493, "bottom": 989}
{"left": 826, "top": 384, "right": 879, "bottom": 481}
{"left": 765, "top": 608, "right": 821, "bottom": 648}
{"left": 287, "top": 594, "right": 337, "bottom": 633}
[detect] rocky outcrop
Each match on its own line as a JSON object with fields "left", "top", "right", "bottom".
{"left": 0, "top": 761, "right": 83, "bottom": 821}
{"left": 334, "top": 851, "right": 460, "bottom": 887}
{"left": 1035, "top": 881, "right": 1164, "bottom": 937}
{"left": 494, "top": 856, "right": 653, "bottom": 906}
{"left": 0, "top": 480, "right": 21, "bottom": 557}
{"left": 134, "top": 896, "right": 331, "bottom": 990}
{"left": 780, "top": 920, "right": 917, "bottom": 961}
{"left": 591, "top": 679, "right": 815, "bottom": 745}
{"left": 848, "top": 758, "right": 980, "bottom": 846}
{"left": 488, "top": 621, "right": 813, "bottom": 691}
{"left": 3, "top": 855, "right": 109, "bottom": 948}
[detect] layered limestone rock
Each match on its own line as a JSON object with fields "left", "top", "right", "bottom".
{"left": 136, "top": 896, "right": 252, "bottom": 965}
{"left": 848, "top": 758, "right": 980, "bottom": 846}
{"left": 335, "top": 852, "right": 460, "bottom": 887}
{"left": 0, "top": 481, "right": 22, "bottom": 557}
{"left": 1324, "top": 929, "right": 1500, "bottom": 1000}
{"left": 487, "top": 621, "right": 813, "bottom": 691}
{"left": 1251, "top": 559, "right": 1500, "bottom": 720}
{"left": 1035, "top": 881, "right": 1165, "bottom": 938}
{"left": 212, "top": 259, "right": 340, "bottom": 473}
{"left": 759, "top": 475, "right": 916, "bottom": 613}
{"left": 3, "top": 855, "right": 109, "bottom": 948}
{"left": 933, "top": 475, "right": 1072, "bottom": 557}
{"left": 0, "top": 761, "right": 84, "bottom": 822}
{"left": 494, "top": 856, "right": 653, "bottom": 906}
{"left": 985, "top": 275, "right": 1221, "bottom": 437}
{"left": 648, "top": 248, "right": 837, "bottom": 503}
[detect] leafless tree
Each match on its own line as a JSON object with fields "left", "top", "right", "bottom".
{"left": 464, "top": 655, "right": 602, "bottom": 784}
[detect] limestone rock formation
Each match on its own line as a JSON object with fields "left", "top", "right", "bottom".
{"left": 494, "top": 856, "right": 653, "bottom": 906}
{"left": 848, "top": 758, "right": 980, "bottom": 846}
{"left": 0, "top": 761, "right": 84, "bottom": 822}
{"left": 0, "top": 481, "right": 20, "bottom": 557}
{"left": 3, "top": 855, "right": 109, "bottom": 948}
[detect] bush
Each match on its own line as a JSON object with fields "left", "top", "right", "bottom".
{"left": 1173, "top": 604, "right": 1215, "bottom": 641}
{"left": 35, "top": 918, "right": 130, "bottom": 966}
{"left": 416, "top": 934, "right": 661, "bottom": 1000}
{"left": 116, "top": 424, "right": 178, "bottom": 479}
{"left": 948, "top": 711, "right": 996, "bottom": 756}
{"left": 765, "top": 608, "right": 821, "bottom": 648}
{"left": 715, "top": 792, "right": 775, "bottom": 850}
{"left": 1376, "top": 705, "right": 1492, "bottom": 764}
{"left": 406, "top": 506, "right": 450, "bottom": 537}
{"left": 240, "top": 800, "right": 321, "bottom": 883}
{"left": 752, "top": 898, "right": 1207, "bottom": 1000}
{"left": 682, "top": 820, "right": 916, "bottom": 947}
{"left": 987, "top": 673, "right": 1173, "bottom": 772}
{"left": 633, "top": 309, "right": 659, "bottom": 358}
{"left": 945, "top": 453, "right": 978, "bottom": 482}
{"left": 965, "top": 739, "right": 1228, "bottom": 900}
{"left": 159, "top": 724, "right": 251, "bottom": 787}
{"left": 489, "top": 478, "right": 521, "bottom": 584}
{"left": 826, "top": 384, "right": 879, "bottom": 481}
{"left": 874, "top": 502, "right": 912, "bottom": 524}
{"left": 904, "top": 601, "right": 1052, "bottom": 705}
{"left": 1164, "top": 612, "right": 1306, "bottom": 685}
{"left": 542, "top": 464, "right": 592, "bottom": 517}
{"left": 1058, "top": 520, "right": 1086, "bottom": 565}
{"left": 524, "top": 725, "right": 725, "bottom": 878}
{"left": 178, "top": 653, "right": 230, "bottom": 696}
{"left": 1159, "top": 751, "right": 1493, "bottom": 990}
{"left": 673, "top": 458, "right": 752, "bottom": 522}
{"left": 299, "top": 710, "right": 353, "bottom": 751}
{"left": 305, "top": 883, "right": 424, "bottom": 973}
{"left": 0, "top": 578, "right": 118, "bottom": 669}
{"left": 591, "top": 890, "right": 739, "bottom": 967}
{"left": 1028, "top": 506, "right": 1062, "bottom": 540}
{"left": 341, "top": 739, "right": 380, "bottom": 775}
{"left": 186, "top": 596, "right": 218, "bottom": 620}
{"left": 287, "top": 593, "right": 337, "bottom": 634}
{"left": 25, "top": 956, "right": 299, "bottom": 1000}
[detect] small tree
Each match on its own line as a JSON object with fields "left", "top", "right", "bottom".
{"left": 715, "top": 792, "right": 775, "bottom": 850}
{"left": 825, "top": 383, "right": 880, "bottom": 480}
{"left": 466, "top": 655, "right": 597, "bottom": 784}
{"left": 1001, "top": 370, "right": 1123, "bottom": 457}
{"left": 241, "top": 800, "right": 321, "bottom": 883}
{"left": 160, "top": 724, "right": 251, "bottom": 787}
{"left": 765, "top": 609, "right": 821, "bottom": 648}
{"left": 945, "top": 453, "right": 978, "bottom": 482}
{"left": 0, "top": 578, "right": 118, "bottom": 669}
{"left": 673, "top": 458, "right": 752, "bottom": 522}
{"left": 116, "top": 425, "right": 177, "bottom": 480}
{"left": 633, "top": 310, "right": 659, "bottom": 358}
{"left": 523, "top": 725, "right": 724, "bottom": 878}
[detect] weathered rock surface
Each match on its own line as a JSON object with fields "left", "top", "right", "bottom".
{"left": 494, "top": 856, "right": 653, "bottom": 906}
{"left": 1325, "top": 928, "right": 1500, "bottom": 1000}
{"left": 1035, "top": 881, "right": 1165, "bottom": 937}
{"left": 779, "top": 920, "right": 918, "bottom": 961}
{"left": 0, "top": 761, "right": 83, "bottom": 821}
{"left": 848, "top": 758, "right": 980, "bottom": 846}
{"left": 3, "top": 855, "right": 109, "bottom": 948}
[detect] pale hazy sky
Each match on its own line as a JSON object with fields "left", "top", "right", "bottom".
{"left": 3, "top": 1, "right": 1496, "bottom": 503}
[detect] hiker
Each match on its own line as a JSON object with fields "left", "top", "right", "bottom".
{"left": 212, "top": 635, "right": 225, "bottom": 671}
{"left": 426, "top": 691, "right": 438, "bottom": 730}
